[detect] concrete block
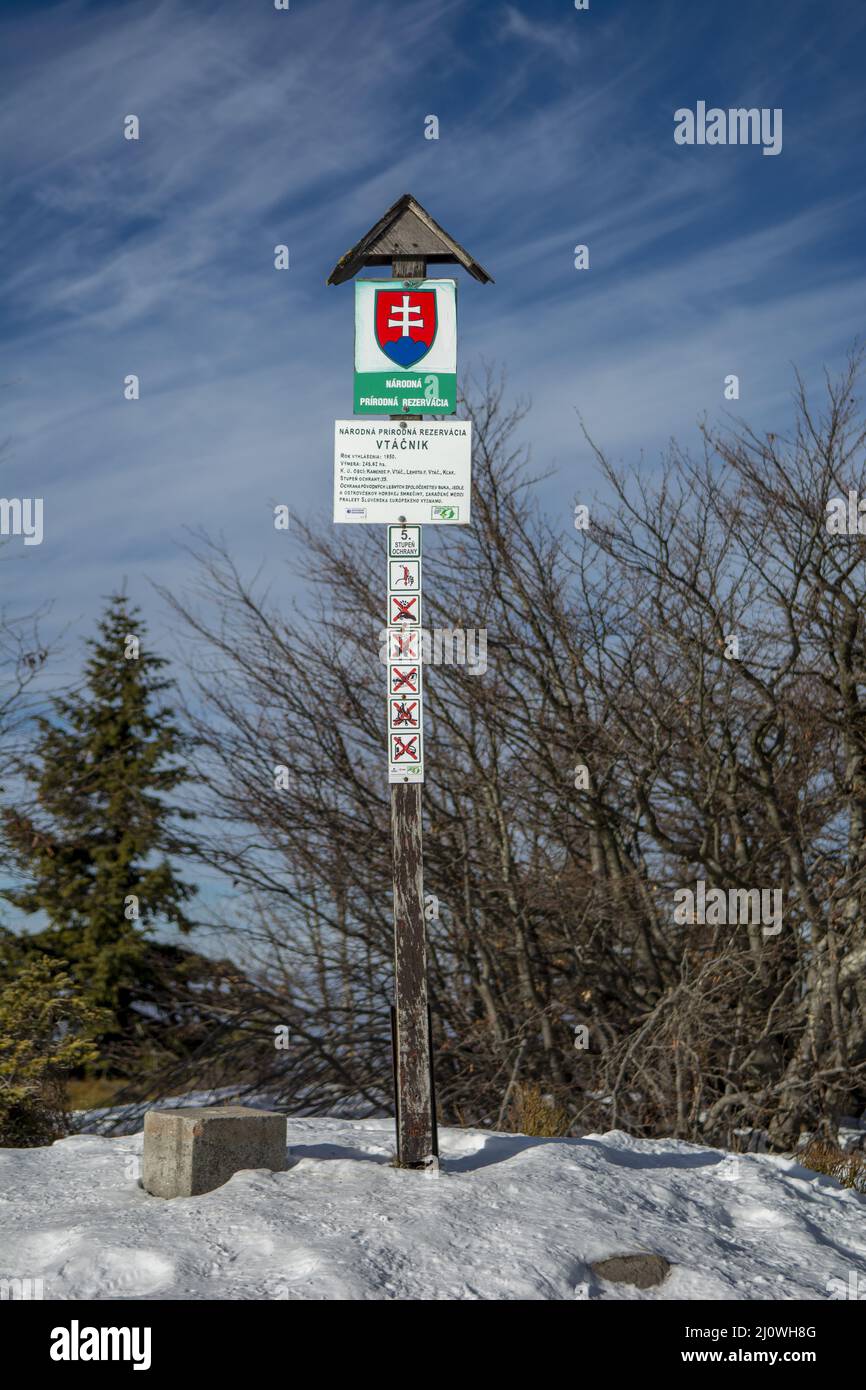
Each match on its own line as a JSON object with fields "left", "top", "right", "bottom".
{"left": 142, "top": 1105, "right": 287, "bottom": 1198}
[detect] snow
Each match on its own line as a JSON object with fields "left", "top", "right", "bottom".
{"left": 1, "top": 1115, "right": 865, "bottom": 1300}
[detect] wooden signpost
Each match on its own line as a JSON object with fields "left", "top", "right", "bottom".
{"left": 328, "top": 194, "right": 492, "bottom": 1167}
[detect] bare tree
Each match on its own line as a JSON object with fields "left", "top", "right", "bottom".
{"left": 156, "top": 360, "right": 866, "bottom": 1149}
{"left": 0, "top": 551, "right": 53, "bottom": 869}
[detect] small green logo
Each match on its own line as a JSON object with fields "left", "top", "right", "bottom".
{"left": 432, "top": 506, "right": 458, "bottom": 521}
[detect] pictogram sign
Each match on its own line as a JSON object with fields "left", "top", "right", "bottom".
{"left": 389, "top": 698, "right": 421, "bottom": 730}
{"left": 388, "top": 629, "right": 419, "bottom": 661}
{"left": 389, "top": 664, "right": 421, "bottom": 695}
{"left": 388, "top": 532, "right": 424, "bottom": 783}
{"left": 389, "top": 593, "right": 420, "bottom": 625}
{"left": 389, "top": 559, "right": 420, "bottom": 590}
{"left": 391, "top": 732, "right": 421, "bottom": 763}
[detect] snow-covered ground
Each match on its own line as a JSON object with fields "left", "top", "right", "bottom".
{"left": 1, "top": 1115, "right": 864, "bottom": 1300}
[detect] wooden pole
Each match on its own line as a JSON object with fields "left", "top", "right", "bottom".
{"left": 329, "top": 200, "right": 489, "bottom": 1166}
{"left": 390, "top": 780, "right": 433, "bottom": 1165}
{"left": 390, "top": 253, "right": 436, "bottom": 1167}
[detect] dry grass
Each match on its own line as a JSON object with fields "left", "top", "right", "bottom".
{"left": 65, "top": 1077, "right": 129, "bottom": 1112}
{"left": 508, "top": 1083, "right": 572, "bottom": 1138}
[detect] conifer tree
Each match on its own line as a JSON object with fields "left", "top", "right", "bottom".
{"left": 1, "top": 594, "right": 196, "bottom": 1041}
{"left": 0, "top": 934, "right": 107, "bottom": 1146}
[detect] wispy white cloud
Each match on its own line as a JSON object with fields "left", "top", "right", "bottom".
{"left": 499, "top": 4, "right": 582, "bottom": 60}
{"left": 0, "top": 0, "right": 862, "bottom": 659}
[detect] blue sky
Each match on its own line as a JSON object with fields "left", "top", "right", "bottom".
{"left": 1, "top": 0, "right": 865, "bottom": 665}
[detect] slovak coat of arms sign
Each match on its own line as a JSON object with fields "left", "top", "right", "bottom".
{"left": 354, "top": 278, "right": 457, "bottom": 415}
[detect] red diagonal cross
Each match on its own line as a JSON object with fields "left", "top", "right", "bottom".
{"left": 393, "top": 735, "right": 419, "bottom": 760}
{"left": 391, "top": 596, "right": 418, "bottom": 621}
{"left": 392, "top": 666, "right": 419, "bottom": 692}
{"left": 391, "top": 632, "right": 418, "bottom": 658}
{"left": 392, "top": 701, "right": 418, "bottom": 727}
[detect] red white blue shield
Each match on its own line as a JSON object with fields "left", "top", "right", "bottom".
{"left": 375, "top": 289, "right": 437, "bottom": 368}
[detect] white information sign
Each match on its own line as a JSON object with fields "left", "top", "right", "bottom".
{"left": 388, "top": 525, "right": 422, "bottom": 558}
{"left": 333, "top": 420, "right": 471, "bottom": 525}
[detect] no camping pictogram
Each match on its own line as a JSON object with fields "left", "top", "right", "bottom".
{"left": 389, "top": 593, "right": 420, "bottom": 625}
{"left": 389, "top": 664, "right": 421, "bottom": 695}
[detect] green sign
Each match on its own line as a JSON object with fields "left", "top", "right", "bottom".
{"left": 353, "top": 370, "right": 456, "bottom": 415}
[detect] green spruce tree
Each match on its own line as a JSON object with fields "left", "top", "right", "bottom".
{"left": 1, "top": 594, "right": 196, "bottom": 1045}
{"left": 0, "top": 932, "right": 108, "bottom": 1146}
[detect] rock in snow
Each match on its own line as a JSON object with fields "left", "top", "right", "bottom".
{"left": 1, "top": 1116, "right": 864, "bottom": 1300}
